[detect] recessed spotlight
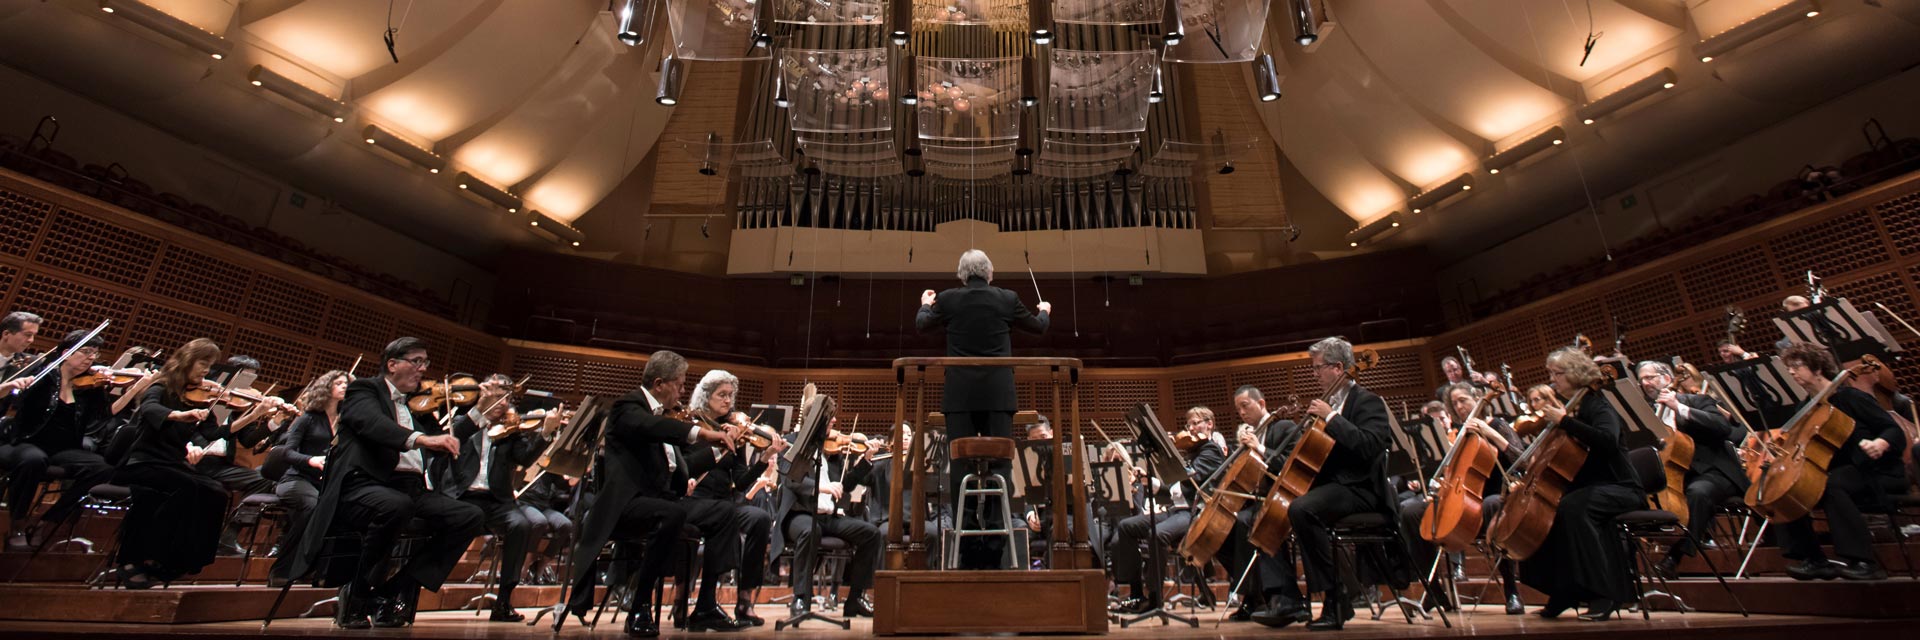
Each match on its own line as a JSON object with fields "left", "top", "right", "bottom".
{"left": 1806, "top": 10, "right": 1819, "bottom": 17}
{"left": 1700, "top": 56, "right": 1714, "bottom": 62}
{"left": 1489, "top": 168, "right": 1500, "bottom": 174}
{"left": 1662, "top": 82, "right": 1675, "bottom": 89}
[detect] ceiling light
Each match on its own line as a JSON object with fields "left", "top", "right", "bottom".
{"left": 1346, "top": 212, "right": 1403, "bottom": 247}
{"left": 890, "top": 0, "right": 911, "bottom": 45}
{"left": 1148, "top": 65, "right": 1164, "bottom": 104}
{"left": 1030, "top": 0, "right": 1052, "bottom": 45}
{"left": 751, "top": 0, "right": 773, "bottom": 47}
{"left": 1162, "top": 0, "right": 1185, "bottom": 45}
{"left": 1575, "top": 68, "right": 1676, "bottom": 125}
{"left": 655, "top": 53, "right": 683, "bottom": 106}
{"left": 773, "top": 74, "right": 790, "bottom": 108}
{"left": 1021, "top": 55, "right": 1040, "bottom": 107}
{"left": 1254, "top": 54, "right": 1282, "bottom": 102}
{"left": 616, "top": 0, "right": 653, "bottom": 47}
{"left": 98, "top": 0, "right": 232, "bottom": 61}
{"left": 361, "top": 125, "right": 446, "bottom": 174}
{"left": 1289, "top": 0, "right": 1320, "bottom": 46}
{"left": 1694, "top": 0, "right": 1819, "bottom": 63}
{"left": 453, "top": 171, "right": 522, "bottom": 211}
{"left": 1408, "top": 174, "right": 1475, "bottom": 212}
{"left": 900, "top": 54, "right": 918, "bottom": 105}
{"left": 247, "top": 66, "right": 351, "bottom": 123}
{"left": 526, "top": 211, "right": 586, "bottom": 246}
{"left": 571, "top": 241, "right": 581, "bottom": 247}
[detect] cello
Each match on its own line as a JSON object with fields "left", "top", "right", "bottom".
{"left": 1419, "top": 387, "right": 1503, "bottom": 552}
{"left": 1745, "top": 356, "right": 1881, "bottom": 522}
{"left": 1486, "top": 381, "right": 1598, "bottom": 561}
{"left": 1178, "top": 418, "right": 1273, "bottom": 568}
{"left": 1245, "top": 349, "right": 1379, "bottom": 557}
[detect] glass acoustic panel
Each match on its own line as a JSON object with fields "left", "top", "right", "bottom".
{"left": 1163, "top": 0, "right": 1269, "bottom": 64}
{"left": 782, "top": 48, "right": 893, "bottom": 133}
{"left": 1055, "top": 0, "right": 1163, "bottom": 25}
{"left": 915, "top": 56, "right": 1023, "bottom": 141}
{"left": 1047, "top": 49, "right": 1155, "bottom": 134}
{"left": 667, "top": 0, "right": 771, "bottom": 61}
{"left": 775, "top": 0, "right": 887, "bottom": 24}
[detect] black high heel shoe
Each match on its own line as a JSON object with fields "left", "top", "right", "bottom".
{"left": 1577, "top": 599, "right": 1616, "bottom": 622}
{"left": 1536, "top": 596, "right": 1573, "bottom": 619}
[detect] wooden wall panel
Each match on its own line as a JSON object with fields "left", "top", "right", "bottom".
{"left": 34, "top": 209, "right": 160, "bottom": 289}
{"left": 322, "top": 299, "right": 396, "bottom": 355}
{"left": 126, "top": 303, "right": 234, "bottom": 354}
{"left": 0, "top": 188, "right": 51, "bottom": 258}
{"left": 150, "top": 245, "right": 249, "bottom": 315}
{"left": 1881, "top": 190, "right": 1920, "bottom": 256}
{"left": 13, "top": 273, "right": 135, "bottom": 346}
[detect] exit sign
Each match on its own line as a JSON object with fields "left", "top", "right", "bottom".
{"left": 1619, "top": 194, "right": 1637, "bottom": 209}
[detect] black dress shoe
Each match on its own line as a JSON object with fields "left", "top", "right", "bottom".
{"left": 1577, "top": 600, "right": 1616, "bottom": 622}
{"left": 1110, "top": 597, "right": 1155, "bottom": 615}
{"left": 735, "top": 603, "right": 766, "bottom": 627}
{"left": 1786, "top": 559, "right": 1839, "bottom": 581}
{"left": 1504, "top": 593, "right": 1525, "bottom": 615}
{"left": 1305, "top": 596, "right": 1349, "bottom": 631}
{"left": 625, "top": 607, "right": 660, "bottom": 637}
{"left": 1536, "top": 595, "right": 1573, "bottom": 619}
{"left": 1654, "top": 555, "right": 1681, "bottom": 581}
{"left": 334, "top": 594, "right": 371, "bottom": 629}
{"left": 1421, "top": 587, "right": 1454, "bottom": 612}
{"left": 370, "top": 597, "right": 410, "bottom": 628}
{"left": 1839, "top": 561, "right": 1888, "bottom": 581}
{"left": 789, "top": 600, "right": 812, "bottom": 618}
{"left": 687, "top": 606, "right": 752, "bottom": 631}
{"left": 1228, "top": 600, "right": 1255, "bottom": 622}
{"left": 670, "top": 604, "right": 690, "bottom": 629}
{"left": 1250, "top": 598, "right": 1310, "bottom": 628}
{"left": 489, "top": 603, "right": 526, "bottom": 623}
{"left": 843, "top": 596, "right": 875, "bottom": 618}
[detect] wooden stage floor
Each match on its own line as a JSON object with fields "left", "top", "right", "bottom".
{"left": 0, "top": 604, "right": 1908, "bottom": 639}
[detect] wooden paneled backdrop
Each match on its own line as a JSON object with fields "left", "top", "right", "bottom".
{"left": 8, "top": 165, "right": 1920, "bottom": 436}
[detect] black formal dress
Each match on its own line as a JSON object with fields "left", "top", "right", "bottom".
{"left": 915, "top": 275, "right": 1047, "bottom": 568}
{"left": 1517, "top": 393, "right": 1644, "bottom": 610}
{"left": 1776, "top": 385, "right": 1910, "bottom": 567}
{"left": 114, "top": 385, "right": 228, "bottom": 581}
{"left": 5, "top": 374, "right": 114, "bottom": 530}
{"left": 688, "top": 434, "right": 776, "bottom": 601}
{"left": 268, "top": 409, "right": 332, "bottom": 584}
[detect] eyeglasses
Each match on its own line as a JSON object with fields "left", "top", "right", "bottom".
{"left": 396, "top": 357, "right": 431, "bottom": 368}
{"left": 1313, "top": 362, "right": 1343, "bottom": 370}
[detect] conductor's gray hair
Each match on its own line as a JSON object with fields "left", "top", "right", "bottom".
{"left": 956, "top": 249, "right": 993, "bottom": 283}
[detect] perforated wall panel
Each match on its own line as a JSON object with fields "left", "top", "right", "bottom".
{"left": 243, "top": 273, "right": 325, "bottom": 335}
{"left": 839, "top": 380, "right": 898, "bottom": 431}
{"left": 0, "top": 189, "right": 50, "bottom": 257}
{"left": 1882, "top": 192, "right": 1920, "bottom": 256}
{"left": 514, "top": 354, "right": 584, "bottom": 398}
{"left": 322, "top": 299, "right": 395, "bottom": 355}
{"left": 451, "top": 338, "right": 503, "bottom": 379}
{"left": 1535, "top": 296, "right": 1609, "bottom": 349}
{"left": 579, "top": 360, "right": 645, "bottom": 398}
{"left": 13, "top": 273, "right": 135, "bottom": 347}
{"left": 1607, "top": 273, "right": 1687, "bottom": 330}
{"left": 230, "top": 327, "right": 311, "bottom": 388}
{"left": 1770, "top": 209, "right": 1889, "bottom": 281}
{"left": 1833, "top": 271, "right": 1918, "bottom": 340}
{"left": 0, "top": 264, "right": 16, "bottom": 306}
{"left": 1096, "top": 379, "right": 1159, "bottom": 415}
{"left": 1230, "top": 366, "right": 1290, "bottom": 412}
{"left": 1680, "top": 245, "right": 1777, "bottom": 312}
{"left": 1632, "top": 326, "right": 1703, "bottom": 370}
{"left": 738, "top": 378, "right": 767, "bottom": 405}
{"left": 126, "top": 303, "right": 233, "bottom": 354}
{"left": 1171, "top": 372, "right": 1230, "bottom": 417}
{"left": 149, "top": 245, "right": 248, "bottom": 315}
{"left": 35, "top": 210, "right": 160, "bottom": 289}
{"left": 1356, "top": 349, "right": 1424, "bottom": 391}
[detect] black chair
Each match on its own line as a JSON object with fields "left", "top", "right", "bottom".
{"left": 260, "top": 518, "right": 433, "bottom": 630}
{"left": 1617, "top": 447, "right": 1747, "bottom": 619}
{"left": 228, "top": 493, "right": 286, "bottom": 586}
{"left": 1327, "top": 512, "right": 1444, "bottom": 628}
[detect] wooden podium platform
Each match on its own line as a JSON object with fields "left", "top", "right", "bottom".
{"left": 871, "top": 569, "right": 1108, "bottom": 635}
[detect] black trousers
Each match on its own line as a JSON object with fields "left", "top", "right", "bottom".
{"left": 460, "top": 491, "right": 537, "bottom": 591}
{"left": 681, "top": 497, "right": 743, "bottom": 607}
{"left": 568, "top": 496, "right": 687, "bottom": 612}
{"left": 337, "top": 474, "right": 483, "bottom": 597}
{"left": 1778, "top": 464, "right": 1908, "bottom": 564}
{"left": 1670, "top": 472, "right": 1741, "bottom": 558}
{"left": 268, "top": 478, "right": 319, "bottom": 583}
{"left": 1110, "top": 509, "right": 1192, "bottom": 598}
{"left": 201, "top": 463, "right": 274, "bottom": 496}
{"left": 1287, "top": 483, "right": 1383, "bottom": 595}
{"left": 788, "top": 512, "right": 882, "bottom": 598}
{"left": 4, "top": 444, "right": 112, "bottom": 525}
{"left": 523, "top": 506, "right": 573, "bottom": 557}
{"left": 1222, "top": 505, "right": 1303, "bottom": 604}
{"left": 731, "top": 503, "right": 774, "bottom": 592}
{"left": 944, "top": 410, "right": 1013, "bottom": 569}
{"left": 113, "top": 462, "right": 225, "bottom": 581}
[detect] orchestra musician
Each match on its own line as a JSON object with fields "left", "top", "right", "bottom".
{"left": 4, "top": 330, "right": 116, "bottom": 552}
{"left": 515, "top": 473, "right": 575, "bottom": 583}
{"left": 112, "top": 338, "right": 232, "bottom": 588}
{"left": 686, "top": 369, "right": 784, "bottom": 627}
{"left": 1519, "top": 348, "right": 1644, "bottom": 621}
{"left": 776, "top": 415, "right": 883, "bottom": 619}
{"left": 443, "top": 374, "right": 552, "bottom": 622}
{"left": 652, "top": 369, "right": 755, "bottom": 632}
{"left": 0, "top": 311, "right": 46, "bottom": 487}
{"left": 1717, "top": 339, "right": 1759, "bottom": 364}
{"left": 561, "top": 350, "right": 735, "bottom": 637}
{"left": 287, "top": 337, "right": 478, "bottom": 629}
{"left": 1227, "top": 385, "right": 1307, "bottom": 627}
{"left": 1635, "top": 361, "right": 1748, "bottom": 579}
{"left": 1109, "top": 406, "right": 1224, "bottom": 615}
{"left": 1277, "top": 337, "right": 1403, "bottom": 631}
{"left": 915, "top": 249, "right": 1050, "bottom": 569}
{"left": 1436, "top": 356, "right": 1468, "bottom": 400}
{"left": 1397, "top": 383, "right": 1527, "bottom": 615}
{"left": 1773, "top": 344, "right": 1907, "bottom": 581}
{"left": 193, "top": 355, "right": 281, "bottom": 556}
{"left": 266, "top": 369, "right": 346, "bottom": 587}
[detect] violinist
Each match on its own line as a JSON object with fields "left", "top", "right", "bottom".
{"left": 444, "top": 374, "right": 551, "bottom": 622}
{"left": 777, "top": 414, "right": 882, "bottom": 620}
{"left": 1109, "top": 407, "right": 1224, "bottom": 615}
{"left": 266, "top": 369, "right": 347, "bottom": 587}
{"left": 192, "top": 355, "right": 280, "bottom": 556}
{"left": 1774, "top": 344, "right": 1907, "bottom": 581}
{"left": 670, "top": 369, "right": 762, "bottom": 631}
{"left": 0, "top": 311, "right": 41, "bottom": 398}
{"left": 3, "top": 329, "right": 115, "bottom": 552}
{"left": 1518, "top": 348, "right": 1642, "bottom": 621}
{"left": 286, "top": 337, "right": 476, "bottom": 629}
{"left": 1636, "top": 361, "right": 1747, "bottom": 580}
{"left": 113, "top": 338, "right": 232, "bottom": 588}
{"left": 1397, "top": 384, "right": 1527, "bottom": 615}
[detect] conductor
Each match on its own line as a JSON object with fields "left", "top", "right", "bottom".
{"left": 915, "top": 249, "right": 1051, "bottom": 569}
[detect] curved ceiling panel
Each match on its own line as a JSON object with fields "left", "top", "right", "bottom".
{"left": 244, "top": 0, "right": 481, "bottom": 82}
{"left": 353, "top": 2, "right": 598, "bottom": 142}
{"left": 144, "top": 0, "right": 236, "bottom": 34}
{"left": 1443, "top": 0, "right": 1683, "bottom": 87}
{"left": 522, "top": 81, "right": 674, "bottom": 223}
{"left": 1340, "top": 0, "right": 1568, "bottom": 144}
{"left": 1297, "top": 32, "right": 1478, "bottom": 190}
{"left": 1271, "top": 65, "right": 1407, "bottom": 221}
{"left": 452, "top": 14, "right": 640, "bottom": 190}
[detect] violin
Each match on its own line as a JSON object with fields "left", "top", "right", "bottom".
{"left": 824, "top": 430, "right": 871, "bottom": 455}
{"left": 1172, "top": 428, "right": 1204, "bottom": 452}
{"left": 181, "top": 382, "right": 278, "bottom": 410}
{"left": 406, "top": 374, "right": 483, "bottom": 414}
{"left": 70, "top": 366, "right": 148, "bottom": 390}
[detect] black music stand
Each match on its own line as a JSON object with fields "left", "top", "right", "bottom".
{"left": 1776, "top": 298, "right": 1902, "bottom": 363}
{"left": 1596, "top": 376, "right": 1665, "bottom": 451}
{"left": 1706, "top": 357, "right": 1808, "bottom": 432}
{"left": 1118, "top": 403, "right": 1197, "bottom": 628}
{"left": 776, "top": 394, "right": 852, "bottom": 631}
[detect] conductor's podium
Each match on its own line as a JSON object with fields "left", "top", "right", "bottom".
{"left": 871, "top": 357, "right": 1108, "bottom": 635}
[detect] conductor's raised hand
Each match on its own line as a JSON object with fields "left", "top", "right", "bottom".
{"left": 1037, "top": 301, "right": 1052, "bottom": 314}
{"left": 921, "top": 289, "right": 937, "bottom": 306}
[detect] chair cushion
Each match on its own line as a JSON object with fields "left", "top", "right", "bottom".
{"left": 1331, "top": 512, "right": 1392, "bottom": 529}
{"left": 1614, "top": 509, "right": 1681, "bottom": 526}
{"left": 819, "top": 536, "right": 850, "bottom": 551}
{"left": 950, "top": 437, "right": 1017, "bottom": 461}
{"left": 89, "top": 484, "right": 132, "bottom": 501}
{"left": 241, "top": 493, "right": 281, "bottom": 506}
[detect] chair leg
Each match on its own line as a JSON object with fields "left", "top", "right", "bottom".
{"left": 1736, "top": 519, "right": 1769, "bottom": 579}
{"left": 1882, "top": 511, "right": 1918, "bottom": 580}
{"left": 1686, "top": 524, "right": 1749, "bottom": 617}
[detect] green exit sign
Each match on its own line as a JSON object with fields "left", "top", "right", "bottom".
{"left": 1619, "top": 194, "right": 1637, "bottom": 209}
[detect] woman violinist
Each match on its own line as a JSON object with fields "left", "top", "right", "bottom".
{"left": 1774, "top": 344, "right": 1907, "bottom": 581}
{"left": 1514, "top": 348, "right": 1644, "bottom": 620}
{"left": 1399, "top": 382, "right": 1528, "bottom": 614}
{"left": 266, "top": 369, "right": 347, "bottom": 586}
{"left": 112, "top": 338, "right": 231, "bottom": 588}
{"left": 3, "top": 330, "right": 117, "bottom": 552}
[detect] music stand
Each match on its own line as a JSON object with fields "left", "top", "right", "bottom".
{"left": 775, "top": 393, "right": 852, "bottom": 631}
{"left": 1118, "top": 403, "right": 1196, "bottom": 628}
{"left": 747, "top": 403, "right": 796, "bottom": 434}
{"left": 1595, "top": 375, "right": 1664, "bottom": 451}
{"left": 1775, "top": 298, "right": 1903, "bottom": 362}
{"left": 1705, "top": 357, "right": 1808, "bottom": 432}
{"left": 1387, "top": 412, "right": 1444, "bottom": 482}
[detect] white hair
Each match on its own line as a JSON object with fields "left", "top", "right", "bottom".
{"left": 956, "top": 249, "right": 993, "bottom": 283}
{"left": 689, "top": 369, "right": 739, "bottom": 412}
{"left": 1309, "top": 337, "right": 1354, "bottom": 368}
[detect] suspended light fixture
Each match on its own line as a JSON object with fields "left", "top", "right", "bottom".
{"left": 1253, "top": 54, "right": 1281, "bottom": 102}
{"left": 1695, "top": 0, "right": 1819, "bottom": 62}
{"left": 1484, "top": 126, "right": 1565, "bottom": 175}
{"left": 1346, "top": 212, "right": 1403, "bottom": 247}
{"left": 1408, "top": 174, "right": 1474, "bottom": 213}
{"left": 1030, "top": 0, "right": 1053, "bottom": 45}
{"left": 699, "top": 132, "right": 719, "bottom": 176}
{"left": 655, "top": 53, "right": 684, "bottom": 106}
{"left": 1288, "top": 0, "right": 1320, "bottom": 46}
{"left": 773, "top": 73, "right": 790, "bottom": 108}
{"left": 98, "top": 0, "right": 232, "bottom": 60}
{"left": 616, "top": 0, "right": 652, "bottom": 46}
{"left": 362, "top": 125, "right": 445, "bottom": 174}
{"left": 454, "top": 172, "right": 522, "bottom": 212}
{"left": 890, "top": 0, "right": 912, "bottom": 45}
{"left": 526, "top": 211, "right": 585, "bottom": 246}
{"left": 751, "top": 0, "right": 774, "bottom": 47}
{"left": 1148, "top": 65, "right": 1164, "bottom": 104}
{"left": 1575, "top": 68, "right": 1676, "bottom": 125}
{"left": 1162, "top": 0, "right": 1185, "bottom": 45}
{"left": 900, "top": 54, "right": 918, "bottom": 105}
{"left": 1021, "top": 55, "right": 1040, "bottom": 108}
{"left": 247, "top": 66, "right": 349, "bottom": 123}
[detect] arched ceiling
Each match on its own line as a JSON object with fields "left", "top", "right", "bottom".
{"left": 2, "top": 0, "right": 1918, "bottom": 268}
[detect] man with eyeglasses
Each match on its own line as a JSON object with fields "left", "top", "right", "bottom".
{"left": 3, "top": 329, "right": 115, "bottom": 552}
{"left": 289, "top": 337, "right": 481, "bottom": 629}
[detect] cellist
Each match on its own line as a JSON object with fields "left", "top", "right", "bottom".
{"left": 1774, "top": 344, "right": 1907, "bottom": 581}
{"left": 1636, "top": 361, "right": 1747, "bottom": 580}
{"left": 1399, "top": 382, "right": 1528, "bottom": 615}
{"left": 1108, "top": 407, "right": 1224, "bottom": 615}
{"left": 1516, "top": 348, "right": 1643, "bottom": 621}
